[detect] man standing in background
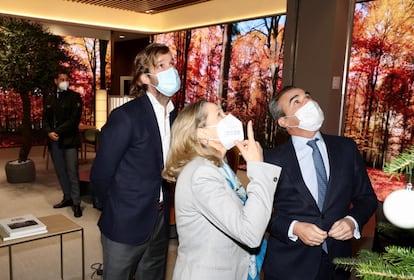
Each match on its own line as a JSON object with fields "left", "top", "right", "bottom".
{"left": 43, "top": 69, "right": 83, "bottom": 218}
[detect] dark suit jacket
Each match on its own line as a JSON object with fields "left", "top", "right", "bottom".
{"left": 263, "top": 134, "right": 377, "bottom": 280}
{"left": 42, "top": 89, "right": 83, "bottom": 149}
{"left": 90, "top": 95, "right": 176, "bottom": 245}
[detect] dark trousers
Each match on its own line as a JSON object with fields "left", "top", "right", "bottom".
{"left": 101, "top": 210, "right": 169, "bottom": 280}
{"left": 317, "top": 251, "right": 350, "bottom": 279}
{"left": 264, "top": 251, "right": 350, "bottom": 280}
{"left": 49, "top": 141, "right": 80, "bottom": 205}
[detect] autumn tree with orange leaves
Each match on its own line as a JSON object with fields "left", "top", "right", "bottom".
{"left": 344, "top": 0, "right": 414, "bottom": 168}
{"left": 154, "top": 15, "right": 285, "bottom": 149}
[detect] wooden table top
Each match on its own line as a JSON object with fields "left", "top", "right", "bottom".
{"left": 0, "top": 214, "right": 82, "bottom": 246}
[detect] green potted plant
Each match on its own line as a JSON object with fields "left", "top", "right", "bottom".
{"left": 0, "top": 17, "right": 66, "bottom": 183}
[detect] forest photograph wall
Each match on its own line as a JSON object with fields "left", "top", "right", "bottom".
{"left": 3, "top": 0, "right": 411, "bottom": 167}
{"left": 0, "top": 16, "right": 110, "bottom": 148}
{"left": 60, "top": 35, "right": 111, "bottom": 126}
{"left": 153, "top": 15, "right": 286, "bottom": 149}
{"left": 344, "top": 0, "right": 414, "bottom": 168}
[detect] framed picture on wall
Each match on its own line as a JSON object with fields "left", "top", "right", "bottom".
{"left": 120, "top": 76, "right": 132, "bottom": 96}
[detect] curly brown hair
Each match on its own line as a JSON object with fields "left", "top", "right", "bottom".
{"left": 129, "top": 43, "right": 171, "bottom": 97}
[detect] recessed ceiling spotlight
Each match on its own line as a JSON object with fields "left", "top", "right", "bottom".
{"left": 119, "top": 35, "right": 125, "bottom": 39}
{"left": 145, "top": 10, "right": 154, "bottom": 14}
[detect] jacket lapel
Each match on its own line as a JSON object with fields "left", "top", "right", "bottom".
{"left": 320, "top": 134, "right": 338, "bottom": 210}
{"left": 283, "top": 139, "right": 320, "bottom": 209}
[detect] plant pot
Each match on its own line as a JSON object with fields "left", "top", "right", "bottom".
{"left": 5, "top": 159, "right": 36, "bottom": 183}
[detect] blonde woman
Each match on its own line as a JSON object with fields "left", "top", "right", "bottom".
{"left": 163, "top": 100, "right": 281, "bottom": 280}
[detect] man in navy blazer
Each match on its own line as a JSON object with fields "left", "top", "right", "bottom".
{"left": 90, "top": 43, "right": 180, "bottom": 280}
{"left": 263, "top": 86, "right": 377, "bottom": 280}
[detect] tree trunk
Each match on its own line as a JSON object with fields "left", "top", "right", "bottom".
{"left": 218, "top": 23, "right": 232, "bottom": 105}
{"left": 19, "top": 91, "right": 32, "bottom": 162}
{"left": 99, "top": 40, "right": 108, "bottom": 89}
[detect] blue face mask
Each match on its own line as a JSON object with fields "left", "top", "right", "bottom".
{"left": 149, "top": 67, "right": 181, "bottom": 97}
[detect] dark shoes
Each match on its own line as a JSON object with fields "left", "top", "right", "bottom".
{"left": 53, "top": 199, "right": 82, "bottom": 217}
{"left": 53, "top": 199, "right": 73, "bottom": 208}
{"left": 73, "top": 205, "right": 83, "bottom": 218}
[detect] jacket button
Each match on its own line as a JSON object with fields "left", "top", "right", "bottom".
{"left": 273, "top": 177, "right": 278, "bottom": 182}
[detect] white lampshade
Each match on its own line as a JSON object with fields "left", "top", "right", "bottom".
{"left": 383, "top": 183, "right": 414, "bottom": 229}
{"left": 95, "top": 89, "right": 107, "bottom": 130}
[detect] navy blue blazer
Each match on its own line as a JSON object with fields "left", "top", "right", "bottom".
{"left": 263, "top": 134, "right": 377, "bottom": 280}
{"left": 90, "top": 95, "right": 176, "bottom": 245}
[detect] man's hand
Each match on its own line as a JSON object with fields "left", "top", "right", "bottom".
{"left": 294, "top": 221, "right": 328, "bottom": 246}
{"left": 48, "top": 132, "right": 59, "bottom": 141}
{"left": 328, "top": 217, "right": 355, "bottom": 241}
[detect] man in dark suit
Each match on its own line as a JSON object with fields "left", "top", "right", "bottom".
{"left": 90, "top": 43, "right": 180, "bottom": 280}
{"left": 263, "top": 86, "right": 377, "bottom": 280}
{"left": 43, "top": 70, "right": 83, "bottom": 218}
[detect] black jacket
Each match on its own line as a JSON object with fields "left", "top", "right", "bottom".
{"left": 263, "top": 134, "right": 377, "bottom": 280}
{"left": 42, "top": 89, "right": 83, "bottom": 149}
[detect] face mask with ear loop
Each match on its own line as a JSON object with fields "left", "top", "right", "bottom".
{"left": 285, "top": 100, "right": 325, "bottom": 131}
{"left": 58, "top": 81, "right": 69, "bottom": 91}
{"left": 205, "top": 114, "right": 244, "bottom": 150}
{"left": 148, "top": 67, "right": 181, "bottom": 97}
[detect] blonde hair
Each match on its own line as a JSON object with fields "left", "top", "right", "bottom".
{"left": 163, "top": 100, "right": 223, "bottom": 182}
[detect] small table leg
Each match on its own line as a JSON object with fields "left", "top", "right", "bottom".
{"left": 60, "top": 235, "right": 64, "bottom": 279}
{"left": 9, "top": 246, "right": 13, "bottom": 280}
{"left": 81, "top": 229, "right": 85, "bottom": 280}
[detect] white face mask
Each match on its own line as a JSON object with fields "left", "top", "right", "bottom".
{"left": 286, "top": 100, "right": 325, "bottom": 131}
{"left": 58, "top": 81, "right": 69, "bottom": 91}
{"left": 150, "top": 67, "right": 181, "bottom": 97}
{"left": 207, "top": 114, "right": 244, "bottom": 150}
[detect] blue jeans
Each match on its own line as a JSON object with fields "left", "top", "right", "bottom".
{"left": 49, "top": 141, "right": 81, "bottom": 205}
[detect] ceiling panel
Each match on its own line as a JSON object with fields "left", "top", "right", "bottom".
{"left": 63, "top": 0, "right": 211, "bottom": 14}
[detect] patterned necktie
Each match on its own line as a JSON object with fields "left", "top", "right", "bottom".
{"left": 307, "top": 139, "right": 327, "bottom": 210}
{"left": 307, "top": 138, "right": 329, "bottom": 252}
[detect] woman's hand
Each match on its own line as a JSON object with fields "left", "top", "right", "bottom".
{"left": 235, "top": 120, "right": 263, "bottom": 162}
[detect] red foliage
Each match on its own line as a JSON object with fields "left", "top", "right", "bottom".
{"left": 367, "top": 167, "right": 406, "bottom": 201}
{"left": 344, "top": 1, "right": 414, "bottom": 167}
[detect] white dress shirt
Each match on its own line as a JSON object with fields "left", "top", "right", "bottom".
{"left": 294, "top": 131, "right": 330, "bottom": 202}
{"left": 146, "top": 92, "right": 175, "bottom": 202}
{"left": 288, "top": 131, "right": 360, "bottom": 240}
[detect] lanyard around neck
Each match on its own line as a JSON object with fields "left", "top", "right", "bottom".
{"left": 220, "top": 162, "right": 247, "bottom": 204}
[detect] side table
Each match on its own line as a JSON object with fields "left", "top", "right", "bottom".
{"left": 0, "top": 214, "right": 85, "bottom": 280}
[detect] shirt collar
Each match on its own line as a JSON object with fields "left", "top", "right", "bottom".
{"left": 146, "top": 92, "right": 174, "bottom": 114}
{"left": 292, "top": 131, "right": 324, "bottom": 147}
